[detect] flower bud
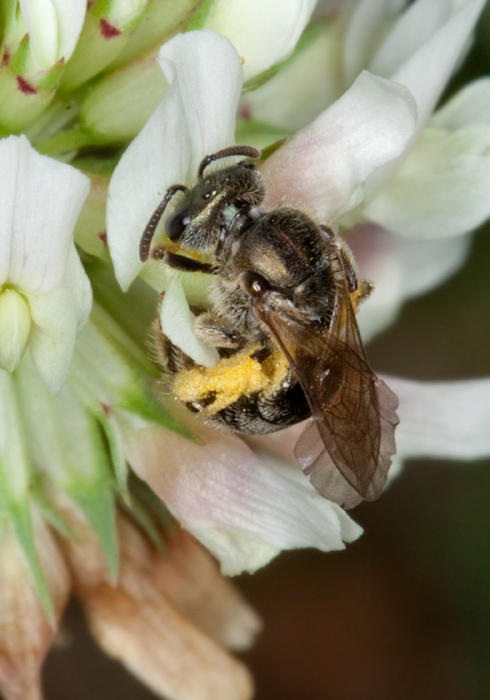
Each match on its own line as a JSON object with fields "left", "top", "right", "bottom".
{"left": 60, "top": 0, "right": 151, "bottom": 92}
{"left": 0, "top": 0, "right": 85, "bottom": 131}
{"left": 80, "top": 48, "right": 166, "bottom": 144}
{"left": 0, "top": 289, "right": 31, "bottom": 373}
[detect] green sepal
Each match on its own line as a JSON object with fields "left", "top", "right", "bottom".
{"left": 91, "top": 0, "right": 113, "bottom": 17}
{"left": 184, "top": 0, "right": 217, "bottom": 30}
{"left": 259, "top": 138, "right": 288, "bottom": 161}
{"left": 0, "top": 0, "right": 18, "bottom": 36}
{"left": 8, "top": 500, "right": 54, "bottom": 622}
{"left": 125, "top": 495, "right": 165, "bottom": 554}
{"left": 130, "top": 472, "right": 175, "bottom": 533}
{"left": 67, "top": 478, "right": 119, "bottom": 584}
{"left": 9, "top": 34, "right": 30, "bottom": 75}
{"left": 119, "top": 388, "right": 198, "bottom": 443}
{"left": 88, "top": 260, "right": 158, "bottom": 361}
{"left": 103, "top": 414, "right": 130, "bottom": 502}
{"left": 37, "top": 59, "right": 65, "bottom": 93}
{"left": 236, "top": 118, "right": 292, "bottom": 151}
{"left": 108, "top": 0, "right": 200, "bottom": 69}
{"left": 33, "top": 485, "right": 79, "bottom": 542}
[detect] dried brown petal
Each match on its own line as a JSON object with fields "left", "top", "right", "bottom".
{"left": 76, "top": 515, "right": 254, "bottom": 700}
{"left": 153, "top": 526, "right": 261, "bottom": 651}
{"left": 0, "top": 515, "right": 70, "bottom": 700}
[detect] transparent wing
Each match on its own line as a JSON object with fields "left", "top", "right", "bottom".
{"left": 255, "top": 261, "right": 399, "bottom": 507}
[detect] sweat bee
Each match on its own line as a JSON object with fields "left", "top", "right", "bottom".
{"left": 140, "top": 145, "right": 399, "bottom": 509}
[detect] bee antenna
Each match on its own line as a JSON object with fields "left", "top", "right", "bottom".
{"left": 198, "top": 145, "right": 261, "bottom": 178}
{"left": 139, "top": 184, "right": 188, "bottom": 262}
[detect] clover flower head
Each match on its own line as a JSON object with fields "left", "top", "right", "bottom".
{"left": 0, "top": 1, "right": 490, "bottom": 698}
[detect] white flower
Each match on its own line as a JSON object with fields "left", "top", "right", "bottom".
{"left": 255, "top": 0, "right": 489, "bottom": 339}
{"left": 0, "top": 135, "right": 91, "bottom": 392}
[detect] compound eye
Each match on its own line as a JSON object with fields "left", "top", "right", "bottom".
{"left": 201, "top": 189, "right": 216, "bottom": 201}
{"left": 243, "top": 271, "right": 269, "bottom": 298}
{"left": 166, "top": 210, "right": 191, "bottom": 241}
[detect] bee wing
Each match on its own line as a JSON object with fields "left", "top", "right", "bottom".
{"left": 255, "top": 272, "right": 399, "bottom": 508}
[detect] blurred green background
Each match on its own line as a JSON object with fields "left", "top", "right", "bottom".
{"left": 42, "top": 9, "right": 490, "bottom": 700}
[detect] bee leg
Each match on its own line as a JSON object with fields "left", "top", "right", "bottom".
{"left": 153, "top": 248, "right": 218, "bottom": 275}
{"left": 318, "top": 224, "right": 336, "bottom": 243}
{"left": 194, "top": 311, "right": 243, "bottom": 350}
{"left": 151, "top": 316, "right": 196, "bottom": 375}
{"left": 319, "top": 224, "right": 373, "bottom": 304}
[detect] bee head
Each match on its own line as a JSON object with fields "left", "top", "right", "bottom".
{"left": 140, "top": 145, "right": 263, "bottom": 261}
{"left": 166, "top": 162, "right": 265, "bottom": 252}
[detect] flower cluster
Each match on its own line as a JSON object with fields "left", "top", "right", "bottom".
{"left": 0, "top": 1, "right": 489, "bottom": 699}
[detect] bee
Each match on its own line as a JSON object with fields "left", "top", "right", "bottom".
{"left": 140, "top": 145, "right": 399, "bottom": 509}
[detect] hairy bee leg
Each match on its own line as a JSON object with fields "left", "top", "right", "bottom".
{"left": 194, "top": 311, "right": 243, "bottom": 349}
{"left": 151, "top": 315, "right": 196, "bottom": 375}
{"left": 319, "top": 224, "right": 373, "bottom": 300}
{"left": 152, "top": 248, "right": 218, "bottom": 274}
{"left": 318, "top": 224, "right": 336, "bottom": 243}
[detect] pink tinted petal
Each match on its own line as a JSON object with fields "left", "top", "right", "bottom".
{"left": 344, "top": 224, "right": 471, "bottom": 340}
{"left": 372, "top": 0, "right": 486, "bottom": 129}
{"left": 260, "top": 71, "right": 416, "bottom": 222}
{"left": 387, "top": 376, "right": 490, "bottom": 460}
{"left": 343, "top": 224, "right": 405, "bottom": 341}
{"left": 0, "top": 135, "right": 90, "bottom": 294}
{"left": 0, "top": 512, "right": 70, "bottom": 700}
{"left": 107, "top": 31, "right": 243, "bottom": 290}
{"left": 124, "top": 423, "right": 361, "bottom": 575}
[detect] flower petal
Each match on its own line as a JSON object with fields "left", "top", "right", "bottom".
{"left": 160, "top": 276, "right": 219, "bottom": 368}
{"left": 344, "top": 223, "right": 471, "bottom": 342}
{"left": 0, "top": 513, "right": 70, "bottom": 700}
{"left": 206, "top": 0, "right": 317, "bottom": 82}
{"left": 125, "top": 422, "right": 362, "bottom": 576}
{"left": 70, "top": 513, "right": 254, "bottom": 700}
{"left": 19, "top": 0, "right": 86, "bottom": 68}
{"left": 364, "top": 123, "right": 490, "bottom": 239}
{"left": 241, "top": 19, "right": 344, "bottom": 131}
{"left": 155, "top": 527, "right": 261, "bottom": 652}
{"left": 28, "top": 287, "right": 77, "bottom": 393}
{"left": 107, "top": 31, "right": 243, "bottom": 290}
{"left": 0, "top": 135, "right": 90, "bottom": 294}
{"left": 371, "top": 0, "right": 486, "bottom": 128}
{"left": 63, "top": 246, "right": 93, "bottom": 328}
{"left": 388, "top": 376, "right": 490, "bottom": 460}
{"left": 342, "top": 0, "right": 405, "bottom": 86}
{"left": 343, "top": 224, "right": 405, "bottom": 342}
{"left": 260, "top": 71, "right": 417, "bottom": 222}
{"left": 431, "top": 77, "right": 490, "bottom": 129}
{"left": 0, "top": 290, "right": 31, "bottom": 373}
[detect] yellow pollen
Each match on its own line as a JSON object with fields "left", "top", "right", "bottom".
{"left": 173, "top": 343, "right": 290, "bottom": 414}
